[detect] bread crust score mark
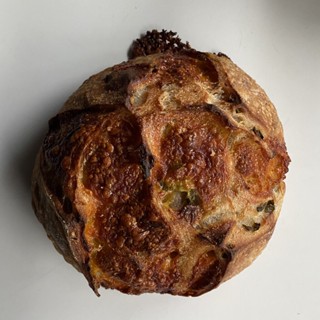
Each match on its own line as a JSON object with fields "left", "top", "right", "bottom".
{"left": 32, "top": 30, "right": 290, "bottom": 296}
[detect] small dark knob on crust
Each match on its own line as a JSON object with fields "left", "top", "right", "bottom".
{"left": 128, "top": 29, "right": 193, "bottom": 59}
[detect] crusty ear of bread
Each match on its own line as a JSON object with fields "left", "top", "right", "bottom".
{"left": 32, "top": 31, "right": 290, "bottom": 296}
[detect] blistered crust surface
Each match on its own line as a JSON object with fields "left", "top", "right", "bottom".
{"left": 32, "top": 50, "right": 289, "bottom": 296}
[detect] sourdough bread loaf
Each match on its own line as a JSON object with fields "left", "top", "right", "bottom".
{"left": 32, "top": 30, "right": 290, "bottom": 296}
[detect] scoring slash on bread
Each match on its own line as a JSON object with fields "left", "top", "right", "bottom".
{"left": 32, "top": 30, "right": 290, "bottom": 296}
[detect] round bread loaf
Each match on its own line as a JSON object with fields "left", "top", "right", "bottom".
{"left": 32, "top": 30, "right": 290, "bottom": 296}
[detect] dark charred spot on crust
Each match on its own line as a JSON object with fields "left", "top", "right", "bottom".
{"left": 199, "top": 221, "right": 233, "bottom": 246}
{"left": 128, "top": 29, "right": 193, "bottom": 59}
{"left": 152, "top": 67, "right": 158, "bottom": 73}
{"left": 139, "top": 144, "right": 154, "bottom": 179}
{"left": 54, "top": 185, "right": 64, "bottom": 202}
{"left": 63, "top": 197, "right": 73, "bottom": 214}
{"left": 221, "top": 249, "right": 233, "bottom": 261}
{"left": 170, "top": 250, "right": 180, "bottom": 259}
{"left": 73, "top": 211, "right": 81, "bottom": 223}
{"left": 252, "top": 127, "right": 264, "bottom": 140}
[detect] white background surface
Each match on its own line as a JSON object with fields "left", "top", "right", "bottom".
{"left": 1, "top": 0, "right": 320, "bottom": 319}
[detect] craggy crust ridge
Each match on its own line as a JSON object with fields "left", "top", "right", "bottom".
{"left": 32, "top": 30, "right": 290, "bottom": 296}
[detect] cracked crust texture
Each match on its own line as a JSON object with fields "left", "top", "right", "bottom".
{"left": 32, "top": 42, "right": 290, "bottom": 296}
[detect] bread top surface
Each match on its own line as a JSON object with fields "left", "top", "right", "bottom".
{"left": 33, "top": 48, "right": 289, "bottom": 296}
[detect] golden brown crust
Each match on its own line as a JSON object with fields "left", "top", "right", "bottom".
{"left": 32, "top": 32, "right": 290, "bottom": 296}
